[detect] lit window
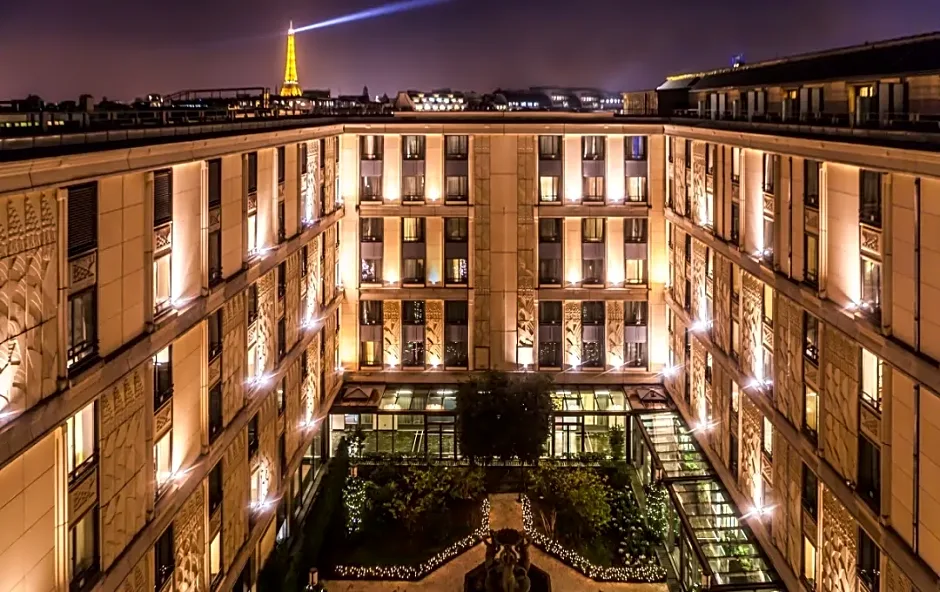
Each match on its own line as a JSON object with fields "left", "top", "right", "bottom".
{"left": 861, "top": 348, "right": 883, "bottom": 410}
{"left": 540, "top": 176, "right": 560, "bottom": 202}
{"left": 250, "top": 466, "right": 264, "bottom": 506}
{"left": 154, "top": 430, "right": 173, "bottom": 493}
{"left": 626, "top": 176, "right": 647, "bottom": 202}
{"left": 247, "top": 343, "right": 257, "bottom": 380}
{"left": 803, "top": 537, "right": 817, "bottom": 589}
{"left": 209, "top": 531, "right": 222, "bottom": 584}
{"left": 762, "top": 416, "right": 773, "bottom": 458}
{"left": 762, "top": 284, "right": 774, "bottom": 325}
{"left": 731, "top": 382, "right": 740, "bottom": 414}
{"left": 804, "top": 385, "right": 818, "bottom": 436}
{"left": 67, "top": 402, "right": 96, "bottom": 478}
{"left": 247, "top": 213, "right": 257, "bottom": 255}
{"left": 154, "top": 252, "right": 171, "bottom": 315}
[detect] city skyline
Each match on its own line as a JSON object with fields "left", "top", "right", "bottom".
{"left": 3, "top": 0, "right": 940, "bottom": 101}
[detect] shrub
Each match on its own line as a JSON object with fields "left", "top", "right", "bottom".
{"left": 529, "top": 464, "right": 611, "bottom": 541}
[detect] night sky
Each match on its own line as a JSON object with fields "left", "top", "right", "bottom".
{"left": 2, "top": 0, "right": 939, "bottom": 102}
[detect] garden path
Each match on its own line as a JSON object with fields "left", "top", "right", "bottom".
{"left": 323, "top": 494, "right": 669, "bottom": 592}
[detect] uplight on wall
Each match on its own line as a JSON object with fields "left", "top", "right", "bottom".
{"left": 517, "top": 346, "right": 534, "bottom": 367}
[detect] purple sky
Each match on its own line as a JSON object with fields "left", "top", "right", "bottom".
{"left": 2, "top": 0, "right": 939, "bottom": 102}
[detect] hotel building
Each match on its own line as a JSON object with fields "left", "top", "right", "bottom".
{"left": 0, "top": 31, "right": 939, "bottom": 592}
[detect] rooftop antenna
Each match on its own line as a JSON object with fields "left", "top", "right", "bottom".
{"left": 731, "top": 54, "right": 745, "bottom": 69}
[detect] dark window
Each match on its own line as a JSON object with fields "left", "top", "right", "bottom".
{"left": 208, "top": 228, "right": 222, "bottom": 285}
{"left": 538, "top": 218, "right": 562, "bottom": 285}
{"left": 445, "top": 135, "right": 468, "bottom": 159}
{"left": 858, "top": 435, "right": 881, "bottom": 512}
{"left": 444, "top": 301, "right": 469, "bottom": 367}
{"left": 248, "top": 414, "right": 260, "bottom": 458}
{"left": 301, "top": 349, "right": 309, "bottom": 380}
{"left": 247, "top": 283, "right": 258, "bottom": 325}
{"left": 445, "top": 217, "right": 468, "bottom": 241}
{"left": 805, "top": 232, "right": 819, "bottom": 287}
{"left": 538, "top": 135, "right": 562, "bottom": 159}
{"left": 277, "top": 146, "right": 286, "bottom": 184}
{"left": 684, "top": 139, "right": 692, "bottom": 168}
{"left": 208, "top": 463, "right": 223, "bottom": 515}
{"left": 69, "top": 505, "right": 99, "bottom": 591}
{"left": 762, "top": 153, "right": 775, "bottom": 193}
{"left": 624, "top": 218, "right": 648, "bottom": 243}
{"left": 802, "top": 464, "right": 818, "bottom": 521}
{"left": 208, "top": 309, "right": 223, "bottom": 360}
{"left": 858, "top": 528, "right": 881, "bottom": 592}
{"left": 803, "top": 313, "right": 819, "bottom": 363}
{"left": 155, "top": 525, "right": 175, "bottom": 592}
{"left": 402, "top": 135, "right": 425, "bottom": 160}
{"left": 277, "top": 318, "right": 286, "bottom": 361}
{"left": 247, "top": 152, "right": 258, "bottom": 194}
{"left": 731, "top": 201, "right": 741, "bottom": 245}
{"left": 68, "top": 182, "right": 98, "bottom": 258}
{"left": 705, "top": 144, "right": 715, "bottom": 175}
{"left": 360, "top": 218, "right": 383, "bottom": 241}
{"left": 582, "top": 219, "right": 605, "bottom": 284}
{"left": 360, "top": 301, "right": 382, "bottom": 325}
{"left": 805, "top": 160, "right": 820, "bottom": 208}
{"left": 277, "top": 200, "right": 286, "bottom": 243}
{"left": 208, "top": 159, "right": 222, "bottom": 208}
{"left": 538, "top": 301, "right": 563, "bottom": 367}
{"left": 278, "top": 262, "right": 287, "bottom": 300}
{"left": 68, "top": 287, "right": 98, "bottom": 371}
{"left": 154, "top": 346, "right": 173, "bottom": 410}
{"left": 860, "top": 170, "right": 882, "bottom": 228}
{"left": 402, "top": 218, "right": 426, "bottom": 283}
{"left": 359, "top": 301, "right": 383, "bottom": 367}
{"left": 582, "top": 136, "right": 605, "bottom": 160}
{"left": 360, "top": 135, "right": 384, "bottom": 160}
{"left": 445, "top": 218, "right": 469, "bottom": 285}
{"left": 625, "top": 136, "right": 647, "bottom": 161}
{"left": 402, "top": 301, "right": 425, "bottom": 367}
{"left": 581, "top": 302, "right": 605, "bottom": 367}
{"left": 729, "top": 433, "right": 739, "bottom": 477}
{"left": 208, "top": 382, "right": 223, "bottom": 442}
{"left": 300, "top": 245, "right": 308, "bottom": 278}
{"left": 300, "top": 143, "right": 308, "bottom": 175}
{"left": 153, "top": 169, "right": 173, "bottom": 227}
{"left": 625, "top": 301, "right": 648, "bottom": 325}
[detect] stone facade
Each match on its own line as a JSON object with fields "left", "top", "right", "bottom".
{"left": 741, "top": 271, "right": 763, "bottom": 380}
{"left": 691, "top": 142, "right": 706, "bottom": 228}
{"left": 771, "top": 434, "right": 803, "bottom": 575}
{"left": 99, "top": 365, "right": 149, "bottom": 569}
{"left": 606, "top": 300, "right": 623, "bottom": 367}
{"left": 222, "top": 429, "right": 248, "bottom": 574}
{"left": 426, "top": 299, "right": 444, "bottom": 367}
{"left": 740, "top": 395, "right": 763, "bottom": 504}
{"left": 383, "top": 299, "right": 401, "bottom": 366}
{"left": 821, "top": 488, "right": 857, "bottom": 592}
{"left": 257, "top": 270, "right": 276, "bottom": 375}
{"left": 174, "top": 487, "right": 206, "bottom": 592}
{"left": 223, "top": 291, "right": 246, "bottom": 426}
{"left": 713, "top": 254, "right": 731, "bottom": 354}
{"left": 564, "top": 301, "right": 581, "bottom": 366}
{"left": 691, "top": 338, "right": 707, "bottom": 422}
{"left": 286, "top": 251, "right": 301, "bottom": 351}
{"left": 774, "top": 294, "right": 804, "bottom": 427}
{"left": 822, "top": 324, "right": 859, "bottom": 482}
{"left": 116, "top": 551, "right": 152, "bottom": 592}
{"left": 516, "top": 137, "right": 536, "bottom": 352}
{"left": 473, "top": 135, "right": 491, "bottom": 369}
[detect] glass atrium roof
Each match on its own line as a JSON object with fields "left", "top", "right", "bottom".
{"left": 639, "top": 412, "right": 714, "bottom": 480}
{"left": 550, "top": 386, "right": 629, "bottom": 412}
{"left": 378, "top": 385, "right": 458, "bottom": 411}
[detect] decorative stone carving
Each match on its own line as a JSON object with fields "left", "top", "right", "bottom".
{"left": 116, "top": 552, "right": 152, "bottom": 592}
{"left": 821, "top": 488, "right": 857, "bottom": 592}
{"left": 323, "top": 226, "right": 336, "bottom": 302}
{"left": 257, "top": 270, "right": 276, "bottom": 375}
{"left": 691, "top": 240, "right": 706, "bottom": 321}
{"left": 208, "top": 207, "right": 221, "bottom": 232}
{"left": 884, "top": 555, "right": 913, "bottom": 592}
{"left": 222, "top": 429, "right": 248, "bottom": 573}
{"left": 301, "top": 141, "right": 317, "bottom": 222}
{"left": 286, "top": 252, "right": 301, "bottom": 351}
{"left": 771, "top": 435, "right": 803, "bottom": 575}
{"left": 310, "top": 235, "right": 321, "bottom": 313}
{"left": 473, "top": 136, "right": 491, "bottom": 368}
{"left": 763, "top": 192, "right": 775, "bottom": 215}
{"left": 324, "top": 137, "right": 337, "bottom": 210}
{"left": 286, "top": 359, "right": 302, "bottom": 457}
{"left": 673, "top": 229, "right": 687, "bottom": 310}
{"left": 517, "top": 138, "right": 536, "bottom": 351}
{"left": 564, "top": 301, "right": 581, "bottom": 366}
{"left": 99, "top": 365, "right": 148, "bottom": 569}
{"left": 665, "top": 317, "right": 687, "bottom": 399}
{"left": 691, "top": 144, "right": 706, "bottom": 226}
{"left": 154, "top": 222, "right": 172, "bottom": 252}
{"left": 154, "top": 399, "right": 172, "bottom": 441}
{"left": 426, "top": 300, "right": 444, "bottom": 367}
{"left": 713, "top": 255, "right": 731, "bottom": 354}
{"left": 774, "top": 295, "right": 803, "bottom": 427}
{"left": 174, "top": 487, "right": 207, "bottom": 592}
{"left": 860, "top": 403, "right": 881, "bottom": 442}
{"left": 258, "top": 391, "right": 278, "bottom": 486}
{"left": 383, "top": 300, "right": 401, "bottom": 366}
{"left": 860, "top": 226, "right": 882, "bottom": 258}
{"left": 223, "top": 291, "right": 246, "bottom": 427}
{"left": 741, "top": 272, "right": 763, "bottom": 380}
{"left": 762, "top": 322, "right": 774, "bottom": 352}
{"left": 740, "top": 396, "right": 762, "bottom": 505}
{"left": 822, "top": 325, "right": 859, "bottom": 482}
{"left": 674, "top": 158, "right": 687, "bottom": 216}
{"left": 805, "top": 209, "right": 819, "bottom": 234}
{"left": 606, "top": 301, "right": 623, "bottom": 367}
{"left": 309, "top": 333, "right": 322, "bottom": 409}
{"left": 691, "top": 338, "right": 706, "bottom": 421}
{"left": 69, "top": 470, "right": 98, "bottom": 525}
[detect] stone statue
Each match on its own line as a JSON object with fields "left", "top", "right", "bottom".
{"left": 482, "top": 529, "right": 532, "bottom": 592}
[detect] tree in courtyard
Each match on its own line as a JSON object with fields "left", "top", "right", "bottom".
{"left": 456, "top": 371, "right": 553, "bottom": 465}
{"left": 528, "top": 464, "right": 611, "bottom": 541}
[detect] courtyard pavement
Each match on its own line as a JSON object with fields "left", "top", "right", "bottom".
{"left": 323, "top": 494, "right": 669, "bottom": 592}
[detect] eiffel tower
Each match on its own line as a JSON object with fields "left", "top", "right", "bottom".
{"left": 279, "top": 22, "right": 303, "bottom": 97}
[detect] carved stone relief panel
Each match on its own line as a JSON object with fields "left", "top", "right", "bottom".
{"left": 223, "top": 291, "right": 246, "bottom": 426}
{"left": 822, "top": 324, "right": 859, "bottom": 482}
{"left": 473, "top": 136, "right": 491, "bottom": 367}
{"left": 741, "top": 272, "right": 763, "bottom": 380}
{"left": 564, "top": 301, "right": 581, "bottom": 367}
{"left": 383, "top": 300, "right": 401, "bottom": 366}
{"left": 691, "top": 338, "right": 706, "bottom": 421}
{"left": 860, "top": 226, "right": 882, "bottom": 258}
{"left": 174, "top": 486, "right": 207, "bottom": 592}
{"left": 883, "top": 554, "right": 913, "bottom": 592}
{"left": 285, "top": 359, "right": 302, "bottom": 459}
{"left": 426, "top": 300, "right": 444, "bottom": 367}
{"left": 99, "top": 365, "right": 148, "bottom": 569}
{"left": 821, "top": 488, "right": 857, "bottom": 592}
{"left": 691, "top": 239, "right": 706, "bottom": 321}
{"left": 606, "top": 301, "right": 623, "bottom": 367}
{"left": 859, "top": 404, "right": 880, "bottom": 443}
{"left": 322, "top": 317, "right": 337, "bottom": 399}
{"left": 0, "top": 188, "right": 59, "bottom": 415}
{"left": 310, "top": 235, "right": 322, "bottom": 312}
{"left": 740, "top": 396, "right": 762, "bottom": 505}
{"left": 257, "top": 270, "right": 276, "bottom": 374}
{"left": 286, "top": 252, "right": 301, "bottom": 351}
{"left": 69, "top": 470, "right": 97, "bottom": 526}
{"left": 222, "top": 429, "right": 248, "bottom": 573}
{"left": 258, "top": 392, "right": 278, "bottom": 487}
{"left": 309, "top": 333, "right": 322, "bottom": 412}
{"left": 774, "top": 295, "right": 803, "bottom": 428}
{"left": 517, "top": 137, "right": 536, "bottom": 349}
{"left": 770, "top": 433, "right": 803, "bottom": 575}
{"left": 665, "top": 316, "right": 687, "bottom": 399}
{"left": 323, "top": 226, "right": 336, "bottom": 301}
{"left": 674, "top": 161, "right": 687, "bottom": 217}
{"left": 117, "top": 551, "right": 152, "bottom": 592}
{"left": 691, "top": 144, "right": 705, "bottom": 227}
{"left": 713, "top": 255, "right": 731, "bottom": 354}
{"left": 805, "top": 208, "right": 819, "bottom": 234}
{"left": 324, "top": 138, "right": 336, "bottom": 209}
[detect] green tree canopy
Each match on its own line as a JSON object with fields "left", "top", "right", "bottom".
{"left": 456, "top": 371, "right": 553, "bottom": 464}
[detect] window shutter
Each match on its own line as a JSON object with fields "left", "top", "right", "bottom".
{"left": 68, "top": 182, "right": 98, "bottom": 257}
{"left": 153, "top": 169, "right": 173, "bottom": 227}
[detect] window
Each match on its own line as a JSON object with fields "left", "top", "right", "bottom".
{"left": 359, "top": 301, "right": 383, "bottom": 367}
{"left": 246, "top": 152, "right": 258, "bottom": 194}
{"left": 730, "top": 201, "right": 741, "bottom": 245}
{"left": 68, "top": 288, "right": 97, "bottom": 370}
{"left": 68, "top": 182, "right": 98, "bottom": 258}
{"left": 803, "top": 313, "right": 819, "bottom": 363}
{"left": 402, "top": 301, "right": 426, "bottom": 367}
{"left": 731, "top": 147, "right": 741, "bottom": 183}
{"left": 67, "top": 402, "right": 96, "bottom": 480}
{"left": 539, "top": 135, "right": 561, "bottom": 159}
{"left": 582, "top": 218, "right": 604, "bottom": 242}
{"left": 583, "top": 175, "right": 605, "bottom": 202}
{"left": 805, "top": 160, "right": 820, "bottom": 208}
{"left": 581, "top": 302, "right": 605, "bottom": 368}
{"left": 762, "top": 216, "right": 775, "bottom": 262}
{"left": 625, "top": 218, "right": 647, "bottom": 243}
{"left": 861, "top": 348, "right": 883, "bottom": 410}
{"left": 625, "top": 136, "right": 647, "bottom": 160}
{"left": 729, "top": 434, "right": 739, "bottom": 478}
{"left": 402, "top": 171, "right": 425, "bottom": 201}
{"left": 248, "top": 414, "right": 260, "bottom": 458}
{"left": 444, "top": 301, "right": 469, "bottom": 367}
{"left": 762, "top": 153, "right": 775, "bottom": 193}
{"left": 861, "top": 258, "right": 882, "bottom": 317}
{"left": 154, "top": 430, "right": 172, "bottom": 494}
{"left": 805, "top": 232, "right": 819, "bottom": 286}
{"left": 684, "top": 139, "right": 692, "bottom": 168}
{"left": 762, "top": 284, "right": 774, "bottom": 325}
{"left": 276, "top": 146, "right": 286, "bottom": 185}
{"left": 582, "top": 219, "right": 605, "bottom": 284}
{"left": 539, "top": 175, "right": 559, "bottom": 203}
{"left": 209, "top": 463, "right": 223, "bottom": 515}
{"left": 208, "top": 309, "right": 223, "bottom": 360}
{"left": 762, "top": 416, "right": 773, "bottom": 458}
{"left": 153, "top": 345, "right": 173, "bottom": 409}
{"left": 277, "top": 378, "right": 285, "bottom": 415}
{"left": 626, "top": 176, "right": 647, "bottom": 202}
{"left": 538, "top": 301, "right": 563, "bottom": 367}
{"left": 402, "top": 135, "right": 425, "bottom": 160}
{"left": 802, "top": 464, "right": 818, "bottom": 521}
{"left": 705, "top": 248, "right": 714, "bottom": 280}
{"left": 732, "top": 319, "right": 741, "bottom": 360}
{"left": 705, "top": 143, "right": 715, "bottom": 175}
{"left": 246, "top": 283, "right": 258, "bottom": 326}
{"left": 70, "top": 506, "right": 98, "bottom": 591}
{"left": 361, "top": 174, "right": 382, "bottom": 202}
{"left": 209, "top": 531, "right": 222, "bottom": 586}
{"left": 403, "top": 217, "right": 424, "bottom": 242}
{"left": 731, "top": 381, "right": 740, "bottom": 414}
{"left": 804, "top": 385, "right": 819, "bottom": 437}
{"left": 208, "top": 382, "right": 223, "bottom": 442}
{"left": 277, "top": 200, "right": 286, "bottom": 243}
{"left": 445, "top": 135, "right": 468, "bottom": 159}
{"left": 360, "top": 135, "right": 383, "bottom": 160}
{"left": 858, "top": 435, "right": 881, "bottom": 512}
{"left": 299, "top": 142, "right": 308, "bottom": 175}
{"left": 402, "top": 218, "right": 426, "bottom": 284}
{"left": 803, "top": 537, "right": 818, "bottom": 590}
{"left": 208, "top": 228, "right": 222, "bottom": 286}
{"left": 360, "top": 218, "right": 384, "bottom": 283}
{"left": 446, "top": 175, "right": 468, "bottom": 201}
{"left": 624, "top": 302, "right": 648, "bottom": 367}
{"left": 858, "top": 528, "right": 880, "bottom": 592}
{"left": 860, "top": 170, "right": 882, "bottom": 228}
{"left": 278, "top": 261, "right": 287, "bottom": 300}
{"left": 154, "top": 251, "right": 171, "bottom": 314}
{"left": 445, "top": 218, "right": 469, "bottom": 285}
{"left": 705, "top": 352, "right": 713, "bottom": 384}
{"left": 155, "top": 526, "right": 175, "bottom": 592}
{"left": 582, "top": 136, "right": 605, "bottom": 160}
{"left": 250, "top": 466, "right": 264, "bottom": 507}
{"left": 208, "top": 159, "right": 222, "bottom": 207}
{"left": 300, "top": 245, "right": 308, "bottom": 279}
{"left": 247, "top": 208, "right": 257, "bottom": 256}
{"left": 538, "top": 218, "right": 562, "bottom": 285}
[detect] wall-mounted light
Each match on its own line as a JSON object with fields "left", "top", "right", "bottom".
{"left": 660, "top": 364, "right": 682, "bottom": 378}
{"left": 690, "top": 319, "right": 712, "bottom": 333}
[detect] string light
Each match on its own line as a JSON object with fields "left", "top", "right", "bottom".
{"left": 334, "top": 498, "right": 490, "bottom": 580}
{"left": 520, "top": 495, "right": 666, "bottom": 582}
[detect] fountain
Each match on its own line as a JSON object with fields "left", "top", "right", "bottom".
{"left": 464, "top": 529, "right": 551, "bottom": 592}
